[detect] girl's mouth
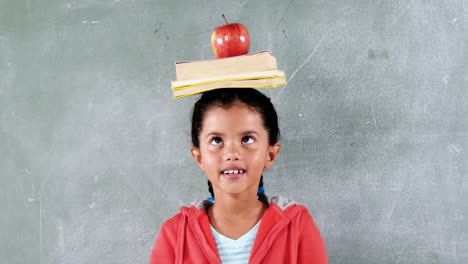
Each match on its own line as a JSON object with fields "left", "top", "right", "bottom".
{"left": 221, "top": 169, "right": 245, "bottom": 180}
{"left": 222, "top": 169, "right": 245, "bottom": 174}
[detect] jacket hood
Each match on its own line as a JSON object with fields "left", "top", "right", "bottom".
{"left": 180, "top": 196, "right": 301, "bottom": 220}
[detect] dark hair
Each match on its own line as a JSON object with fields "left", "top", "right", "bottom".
{"left": 191, "top": 88, "right": 280, "bottom": 206}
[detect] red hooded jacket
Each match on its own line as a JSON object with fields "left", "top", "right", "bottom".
{"left": 149, "top": 196, "right": 327, "bottom": 264}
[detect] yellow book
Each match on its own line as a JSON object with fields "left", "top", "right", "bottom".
{"left": 170, "top": 51, "right": 286, "bottom": 99}
{"left": 174, "top": 51, "right": 278, "bottom": 81}
{"left": 171, "top": 69, "right": 285, "bottom": 89}
{"left": 172, "top": 77, "right": 286, "bottom": 99}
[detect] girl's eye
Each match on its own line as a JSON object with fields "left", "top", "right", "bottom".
{"left": 210, "top": 137, "right": 223, "bottom": 146}
{"left": 242, "top": 136, "right": 254, "bottom": 144}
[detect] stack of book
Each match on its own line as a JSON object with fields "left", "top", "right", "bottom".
{"left": 171, "top": 51, "right": 286, "bottom": 99}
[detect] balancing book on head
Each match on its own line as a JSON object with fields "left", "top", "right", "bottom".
{"left": 171, "top": 51, "right": 287, "bottom": 99}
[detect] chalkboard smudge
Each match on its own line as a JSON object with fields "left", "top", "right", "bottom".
{"left": 89, "top": 201, "right": 96, "bottom": 209}
{"left": 39, "top": 197, "right": 43, "bottom": 264}
{"left": 278, "top": 0, "right": 295, "bottom": 25}
{"left": 287, "top": 23, "right": 345, "bottom": 84}
{"left": 443, "top": 75, "right": 449, "bottom": 84}
{"left": 391, "top": 2, "right": 413, "bottom": 26}
{"left": 82, "top": 20, "right": 101, "bottom": 24}
{"left": 154, "top": 22, "right": 163, "bottom": 34}
{"left": 385, "top": 201, "right": 397, "bottom": 221}
{"left": 26, "top": 0, "right": 32, "bottom": 19}
{"left": 28, "top": 198, "right": 35, "bottom": 202}
{"left": 368, "top": 49, "right": 389, "bottom": 60}
{"left": 371, "top": 105, "right": 377, "bottom": 126}
{"left": 450, "top": 145, "right": 460, "bottom": 155}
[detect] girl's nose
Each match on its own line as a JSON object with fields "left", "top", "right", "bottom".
{"left": 223, "top": 142, "right": 242, "bottom": 161}
{"left": 224, "top": 152, "right": 241, "bottom": 161}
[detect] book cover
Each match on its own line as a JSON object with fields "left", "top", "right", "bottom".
{"left": 174, "top": 51, "right": 278, "bottom": 81}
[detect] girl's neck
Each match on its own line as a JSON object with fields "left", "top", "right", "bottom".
{"left": 207, "top": 195, "right": 267, "bottom": 239}
{"left": 211, "top": 195, "right": 265, "bottom": 218}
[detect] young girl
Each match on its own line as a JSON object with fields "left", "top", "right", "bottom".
{"left": 150, "top": 88, "right": 327, "bottom": 263}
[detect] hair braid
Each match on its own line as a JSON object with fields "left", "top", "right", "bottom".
{"left": 257, "top": 175, "right": 269, "bottom": 206}
{"left": 207, "top": 180, "right": 214, "bottom": 198}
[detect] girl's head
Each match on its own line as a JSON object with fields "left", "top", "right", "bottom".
{"left": 191, "top": 88, "right": 280, "bottom": 147}
{"left": 190, "top": 88, "right": 281, "bottom": 205}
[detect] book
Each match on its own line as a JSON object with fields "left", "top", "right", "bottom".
{"left": 171, "top": 69, "right": 285, "bottom": 88}
{"left": 170, "top": 51, "right": 286, "bottom": 99}
{"left": 172, "top": 77, "right": 286, "bottom": 99}
{"left": 175, "top": 51, "right": 278, "bottom": 81}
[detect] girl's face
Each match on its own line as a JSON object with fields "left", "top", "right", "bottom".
{"left": 191, "top": 102, "right": 280, "bottom": 200}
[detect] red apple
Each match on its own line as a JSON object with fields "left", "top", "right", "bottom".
{"left": 211, "top": 15, "right": 250, "bottom": 58}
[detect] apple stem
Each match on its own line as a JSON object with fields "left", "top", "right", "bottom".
{"left": 222, "top": 14, "right": 229, "bottom": 24}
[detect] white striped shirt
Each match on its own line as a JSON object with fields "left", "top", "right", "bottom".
{"left": 211, "top": 220, "right": 261, "bottom": 264}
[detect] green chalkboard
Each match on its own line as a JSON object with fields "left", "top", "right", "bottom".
{"left": 1, "top": 0, "right": 467, "bottom": 263}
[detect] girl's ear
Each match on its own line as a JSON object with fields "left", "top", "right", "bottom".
{"left": 264, "top": 143, "right": 281, "bottom": 170}
{"left": 190, "top": 146, "right": 204, "bottom": 170}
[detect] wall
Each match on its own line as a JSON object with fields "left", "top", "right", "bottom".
{"left": 0, "top": 0, "right": 467, "bottom": 263}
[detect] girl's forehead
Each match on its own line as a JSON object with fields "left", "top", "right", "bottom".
{"left": 205, "top": 102, "right": 259, "bottom": 117}
{"left": 202, "top": 103, "right": 264, "bottom": 129}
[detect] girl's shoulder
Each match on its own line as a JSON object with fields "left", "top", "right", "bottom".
{"left": 159, "top": 200, "right": 210, "bottom": 231}
{"left": 169, "top": 195, "right": 311, "bottom": 220}
{"left": 269, "top": 196, "right": 299, "bottom": 210}
{"left": 185, "top": 195, "right": 306, "bottom": 212}
{"left": 269, "top": 195, "right": 312, "bottom": 217}
{"left": 160, "top": 196, "right": 314, "bottom": 231}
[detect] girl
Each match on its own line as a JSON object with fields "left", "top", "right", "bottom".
{"left": 150, "top": 88, "right": 327, "bottom": 263}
